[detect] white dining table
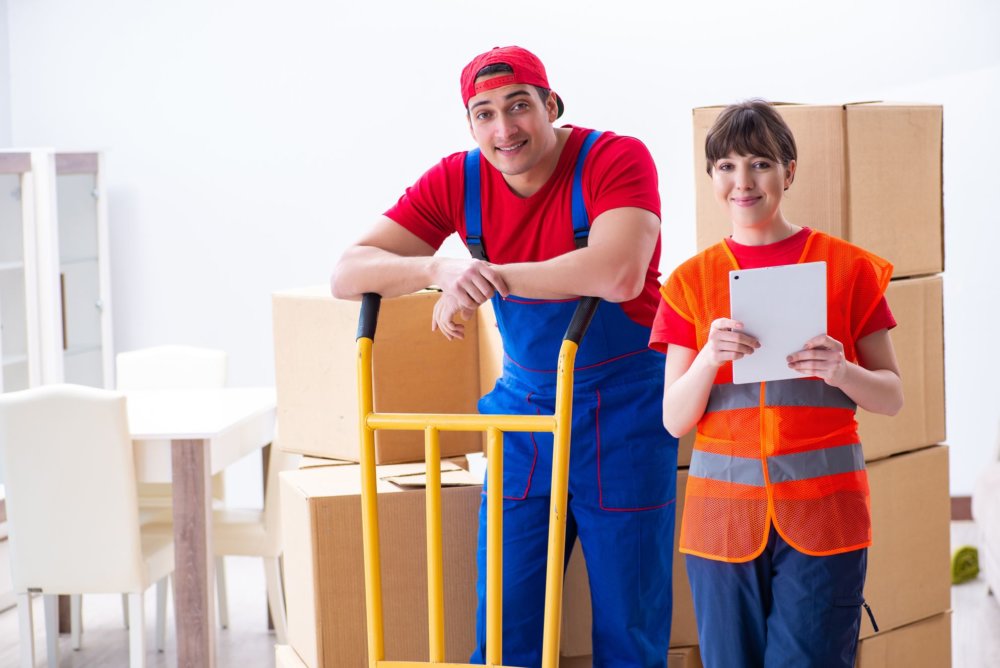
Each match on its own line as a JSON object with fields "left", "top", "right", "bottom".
{"left": 127, "top": 386, "right": 276, "bottom": 668}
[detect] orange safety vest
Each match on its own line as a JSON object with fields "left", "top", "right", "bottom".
{"left": 662, "top": 230, "right": 892, "bottom": 562}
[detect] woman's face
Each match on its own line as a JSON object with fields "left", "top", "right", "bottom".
{"left": 711, "top": 152, "right": 796, "bottom": 236}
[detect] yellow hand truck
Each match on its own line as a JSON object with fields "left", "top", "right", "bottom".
{"left": 356, "top": 292, "right": 600, "bottom": 668}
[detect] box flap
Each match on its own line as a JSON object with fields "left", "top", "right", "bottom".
{"left": 298, "top": 456, "right": 354, "bottom": 469}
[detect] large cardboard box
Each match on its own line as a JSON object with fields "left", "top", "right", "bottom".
{"left": 857, "top": 275, "right": 945, "bottom": 461}
{"left": 856, "top": 611, "right": 952, "bottom": 667}
{"left": 273, "top": 288, "right": 503, "bottom": 463}
{"left": 562, "top": 612, "right": 950, "bottom": 668}
{"left": 562, "top": 445, "right": 951, "bottom": 656}
{"left": 862, "top": 445, "right": 951, "bottom": 638}
{"left": 693, "top": 103, "right": 943, "bottom": 278}
{"left": 281, "top": 461, "right": 481, "bottom": 668}
{"left": 561, "top": 469, "right": 698, "bottom": 655}
{"left": 561, "top": 645, "right": 701, "bottom": 668}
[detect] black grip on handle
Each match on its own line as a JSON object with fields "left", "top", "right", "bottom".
{"left": 356, "top": 293, "right": 382, "bottom": 341}
{"left": 564, "top": 296, "right": 600, "bottom": 344}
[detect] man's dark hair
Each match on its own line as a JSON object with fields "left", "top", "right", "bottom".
{"left": 474, "top": 63, "right": 551, "bottom": 106}
{"left": 705, "top": 99, "right": 797, "bottom": 175}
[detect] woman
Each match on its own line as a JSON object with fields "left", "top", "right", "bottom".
{"left": 650, "top": 99, "right": 903, "bottom": 667}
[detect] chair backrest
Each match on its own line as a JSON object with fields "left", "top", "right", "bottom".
{"left": 116, "top": 345, "right": 227, "bottom": 390}
{"left": 0, "top": 384, "right": 147, "bottom": 594}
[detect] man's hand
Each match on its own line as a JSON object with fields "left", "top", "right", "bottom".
{"left": 432, "top": 258, "right": 509, "bottom": 310}
{"left": 431, "top": 293, "right": 477, "bottom": 340}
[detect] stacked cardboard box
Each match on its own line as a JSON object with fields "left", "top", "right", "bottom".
{"left": 272, "top": 288, "right": 503, "bottom": 464}
{"left": 280, "top": 459, "right": 482, "bottom": 667}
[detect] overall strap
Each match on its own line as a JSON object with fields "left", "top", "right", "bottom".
{"left": 571, "top": 130, "right": 603, "bottom": 249}
{"left": 461, "top": 130, "right": 604, "bottom": 260}
{"left": 463, "top": 148, "right": 487, "bottom": 261}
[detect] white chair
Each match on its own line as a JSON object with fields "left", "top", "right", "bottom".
{"left": 209, "top": 441, "right": 297, "bottom": 643}
{"left": 0, "top": 384, "right": 174, "bottom": 668}
{"left": 146, "top": 443, "right": 295, "bottom": 644}
{"left": 116, "top": 344, "right": 232, "bottom": 625}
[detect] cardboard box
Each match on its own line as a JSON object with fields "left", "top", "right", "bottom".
{"left": 692, "top": 103, "right": 943, "bottom": 278}
{"left": 857, "top": 275, "right": 945, "bottom": 461}
{"left": 561, "top": 645, "right": 702, "bottom": 668}
{"left": 863, "top": 445, "right": 951, "bottom": 638}
{"left": 677, "top": 430, "right": 694, "bottom": 468}
{"left": 275, "top": 644, "right": 308, "bottom": 668}
{"left": 562, "top": 612, "right": 950, "bottom": 668}
{"left": 273, "top": 288, "right": 503, "bottom": 463}
{"left": 281, "top": 461, "right": 481, "bottom": 668}
{"left": 297, "top": 456, "right": 353, "bottom": 470}
{"left": 561, "top": 468, "right": 698, "bottom": 655}
{"left": 856, "top": 611, "right": 951, "bottom": 667}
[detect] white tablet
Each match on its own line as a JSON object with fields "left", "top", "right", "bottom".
{"left": 729, "top": 261, "right": 827, "bottom": 384}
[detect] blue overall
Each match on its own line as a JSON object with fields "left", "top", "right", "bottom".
{"left": 463, "top": 132, "right": 679, "bottom": 667}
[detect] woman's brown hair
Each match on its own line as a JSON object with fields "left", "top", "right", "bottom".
{"left": 704, "top": 99, "right": 797, "bottom": 176}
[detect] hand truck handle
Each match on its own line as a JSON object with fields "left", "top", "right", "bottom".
{"left": 358, "top": 292, "right": 599, "bottom": 343}
{"left": 563, "top": 296, "right": 600, "bottom": 344}
{"left": 356, "top": 292, "right": 382, "bottom": 341}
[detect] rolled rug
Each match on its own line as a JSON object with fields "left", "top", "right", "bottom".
{"left": 952, "top": 545, "right": 980, "bottom": 584}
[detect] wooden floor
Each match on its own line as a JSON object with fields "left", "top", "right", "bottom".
{"left": 0, "top": 524, "right": 997, "bottom": 667}
{"left": 0, "top": 556, "right": 279, "bottom": 668}
{"left": 950, "top": 520, "right": 1000, "bottom": 668}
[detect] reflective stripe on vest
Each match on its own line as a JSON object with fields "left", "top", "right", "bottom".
{"left": 690, "top": 442, "right": 865, "bottom": 486}
{"left": 705, "top": 379, "right": 857, "bottom": 413}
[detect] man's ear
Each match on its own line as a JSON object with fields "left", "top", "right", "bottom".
{"left": 547, "top": 92, "right": 559, "bottom": 122}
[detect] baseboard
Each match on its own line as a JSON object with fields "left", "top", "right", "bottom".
{"left": 951, "top": 495, "right": 972, "bottom": 521}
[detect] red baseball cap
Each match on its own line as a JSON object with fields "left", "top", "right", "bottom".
{"left": 460, "top": 46, "right": 564, "bottom": 118}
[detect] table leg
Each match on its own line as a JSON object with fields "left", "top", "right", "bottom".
{"left": 171, "top": 438, "right": 216, "bottom": 668}
{"left": 261, "top": 443, "right": 275, "bottom": 631}
{"left": 58, "top": 595, "right": 70, "bottom": 633}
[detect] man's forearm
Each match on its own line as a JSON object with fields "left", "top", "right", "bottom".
{"left": 330, "top": 245, "right": 439, "bottom": 301}
{"left": 497, "top": 245, "right": 648, "bottom": 302}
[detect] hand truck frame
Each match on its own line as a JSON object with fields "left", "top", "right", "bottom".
{"left": 356, "top": 292, "right": 599, "bottom": 668}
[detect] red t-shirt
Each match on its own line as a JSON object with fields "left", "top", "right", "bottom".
{"left": 384, "top": 125, "right": 663, "bottom": 327}
{"left": 649, "top": 227, "right": 896, "bottom": 352}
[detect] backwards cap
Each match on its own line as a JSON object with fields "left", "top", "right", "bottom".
{"left": 460, "top": 46, "right": 564, "bottom": 118}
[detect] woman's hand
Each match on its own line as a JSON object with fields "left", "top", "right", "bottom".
{"left": 787, "top": 334, "right": 848, "bottom": 386}
{"left": 699, "top": 318, "right": 760, "bottom": 367}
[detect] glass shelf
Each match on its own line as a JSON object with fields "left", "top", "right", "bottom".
{"left": 64, "top": 344, "right": 102, "bottom": 357}
{"left": 60, "top": 255, "right": 99, "bottom": 267}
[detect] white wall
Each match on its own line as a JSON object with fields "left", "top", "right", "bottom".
{"left": 5, "top": 0, "right": 999, "bottom": 499}
{"left": 0, "top": 0, "right": 11, "bottom": 146}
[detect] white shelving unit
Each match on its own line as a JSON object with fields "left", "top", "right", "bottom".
{"left": 0, "top": 150, "right": 114, "bottom": 393}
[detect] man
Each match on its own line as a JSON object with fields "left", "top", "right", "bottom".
{"left": 331, "top": 45, "right": 678, "bottom": 668}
